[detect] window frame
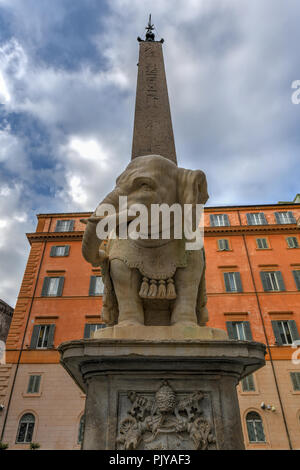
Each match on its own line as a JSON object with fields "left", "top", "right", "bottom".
{"left": 256, "top": 238, "right": 269, "bottom": 250}
{"left": 210, "top": 214, "right": 230, "bottom": 227}
{"left": 223, "top": 272, "right": 243, "bottom": 293}
{"left": 246, "top": 213, "right": 267, "bottom": 226}
{"left": 260, "top": 271, "right": 285, "bottom": 292}
{"left": 89, "top": 276, "right": 104, "bottom": 296}
{"left": 217, "top": 239, "right": 230, "bottom": 251}
{"left": 290, "top": 372, "right": 300, "bottom": 392}
{"left": 16, "top": 413, "right": 36, "bottom": 444}
{"left": 246, "top": 411, "right": 266, "bottom": 443}
{"left": 30, "top": 324, "right": 55, "bottom": 349}
{"left": 41, "top": 276, "right": 64, "bottom": 297}
{"left": 26, "top": 375, "right": 42, "bottom": 394}
{"left": 54, "top": 219, "right": 75, "bottom": 232}
{"left": 50, "top": 245, "right": 70, "bottom": 257}
{"left": 286, "top": 237, "right": 299, "bottom": 249}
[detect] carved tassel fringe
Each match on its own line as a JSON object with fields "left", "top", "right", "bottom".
{"left": 166, "top": 278, "right": 176, "bottom": 299}
{"left": 139, "top": 277, "right": 149, "bottom": 298}
{"left": 148, "top": 279, "right": 158, "bottom": 298}
{"left": 157, "top": 280, "right": 166, "bottom": 299}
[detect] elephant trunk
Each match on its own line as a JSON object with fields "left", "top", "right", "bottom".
{"left": 82, "top": 188, "right": 119, "bottom": 266}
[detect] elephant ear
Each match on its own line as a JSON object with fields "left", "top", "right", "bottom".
{"left": 177, "top": 168, "right": 209, "bottom": 206}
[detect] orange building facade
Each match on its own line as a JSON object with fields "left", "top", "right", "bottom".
{"left": 0, "top": 201, "right": 300, "bottom": 449}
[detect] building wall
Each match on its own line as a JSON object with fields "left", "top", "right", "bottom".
{"left": 1, "top": 203, "right": 300, "bottom": 449}
{"left": 0, "top": 300, "right": 14, "bottom": 344}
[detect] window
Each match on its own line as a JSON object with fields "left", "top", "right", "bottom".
{"left": 271, "top": 320, "right": 299, "bottom": 345}
{"left": 41, "top": 277, "right": 64, "bottom": 297}
{"left": 260, "top": 271, "right": 285, "bottom": 291}
{"left": 223, "top": 272, "right": 243, "bottom": 292}
{"left": 246, "top": 213, "right": 267, "bottom": 225}
{"left": 286, "top": 237, "right": 299, "bottom": 248}
{"left": 275, "top": 211, "right": 296, "bottom": 224}
{"left": 256, "top": 238, "right": 268, "bottom": 249}
{"left": 50, "top": 245, "right": 70, "bottom": 257}
{"left": 226, "top": 321, "right": 252, "bottom": 340}
{"left": 246, "top": 412, "right": 266, "bottom": 443}
{"left": 30, "top": 324, "right": 55, "bottom": 349}
{"left": 55, "top": 220, "right": 75, "bottom": 232}
{"left": 241, "top": 374, "right": 256, "bottom": 392}
{"left": 290, "top": 372, "right": 300, "bottom": 391}
{"left": 16, "top": 413, "right": 35, "bottom": 443}
{"left": 27, "top": 375, "right": 41, "bottom": 394}
{"left": 89, "top": 276, "right": 104, "bottom": 296}
{"left": 84, "top": 323, "right": 106, "bottom": 339}
{"left": 78, "top": 415, "right": 85, "bottom": 444}
{"left": 210, "top": 214, "right": 230, "bottom": 227}
{"left": 218, "top": 239, "right": 230, "bottom": 251}
{"left": 293, "top": 270, "right": 300, "bottom": 290}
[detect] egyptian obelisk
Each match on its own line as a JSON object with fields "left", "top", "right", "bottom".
{"left": 132, "top": 16, "right": 177, "bottom": 164}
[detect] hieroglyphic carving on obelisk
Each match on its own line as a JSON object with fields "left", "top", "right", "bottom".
{"left": 131, "top": 35, "right": 177, "bottom": 164}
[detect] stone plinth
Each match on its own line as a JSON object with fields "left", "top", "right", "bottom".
{"left": 59, "top": 329, "right": 266, "bottom": 450}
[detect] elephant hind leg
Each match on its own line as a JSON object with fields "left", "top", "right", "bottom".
{"left": 110, "top": 259, "right": 144, "bottom": 326}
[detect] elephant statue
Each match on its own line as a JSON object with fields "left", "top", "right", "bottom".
{"left": 82, "top": 154, "right": 209, "bottom": 328}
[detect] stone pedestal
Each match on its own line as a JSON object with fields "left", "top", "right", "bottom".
{"left": 59, "top": 326, "right": 266, "bottom": 450}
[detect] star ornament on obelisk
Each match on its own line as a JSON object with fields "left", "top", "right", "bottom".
{"left": 132, "top": 15, "right": 177, "bottom": 165}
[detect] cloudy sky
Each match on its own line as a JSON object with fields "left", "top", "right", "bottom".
{"left": 0, "top": 0, "right": 300, "bottom": 307}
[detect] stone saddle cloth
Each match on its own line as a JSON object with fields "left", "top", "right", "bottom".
{"left": 106, "top": 238, "right": 188, "bottom": 280}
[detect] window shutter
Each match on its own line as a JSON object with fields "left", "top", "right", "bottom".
{"left": 224, "top": 214, "right": 230, "bottom": 226}
{"left": 259, "top": 213, "right": 267, "bottom": 225}
{"left": 275, "top": 271, "right": 285, "bottom": 291}
{"left": 288, "top": 320, "right": 300, "bottom": 341}
{"left": 34, "top": 375, "right": 41, "bottom": 393}
{"left": 246, "top": 420, "right": 256, "bottom": 442}
{"left": 50, "top": 246, "right": 56, "bottom": 257}
{"left": 57, "top": 277, "right": 64, "bottom": 296}
{"left": 210, "top": 214, "right": 216, "bottom": 227}
{"left": 246, "top": 214, "right": 254, "bottom": 225}
{"left": 274, "top": 212, "right": 281, "bottom": 224}
{"left": 247, "top": 374, "right": 255, "bottom": 391}
{"left": 292, "top": 270, "right": 300, "bottom": 290}
{"left": 226, "top": 321, "right": 237, "bottom": 340}
{"left": 41, "top": 277, "right": 50, "bottom": 296}
{"left": 84, "top": 324, "right": 91, "bottom": 339}
{"left": 27, "top": 375, "right": 35, "bottom": 393}
{"left": 30, "top": 325, "right": 40, "bottom": 349}
{"left": 55, "top": 220, "right": 62, "bottom": 232}
{"left": 235, "top": 272, "right": 243, "bottom": 292}
{"left": 47, "top": 325, "right": 55, "bottom": 348}
{"left": 271, "top": 321, "right": 283, "bottom": 345}
{"left": 68, "top": 220, "right": 74, "bottom": 232}
{"left": 290, "top": 372, "right": 300, "bottom": 391}
{"left": 89, "top": 276, "right": 96, "bottom": 296}
{"left": 260, "top": 272, "right": 270, "bottom": 292}
{"left": 288, "top": 212, "right": 296, "bottom": 223}
{"left": 243, "top": 321, "right": 253, "bottom": 341}
{"left": 64, "top": 245, "right": 70, "bottom": 256}
{"left": 224, "top": 273, "right": 231, "bottom": 292}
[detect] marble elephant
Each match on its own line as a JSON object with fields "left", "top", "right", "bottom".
{"left": 81, "top": 155, "right": 209, "bottom": 327}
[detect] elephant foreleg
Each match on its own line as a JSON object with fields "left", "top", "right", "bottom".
{"left": 110, "top": 259, "right": 144, "bottom": 326}
{"left": 171, "top": 250, "right": 203, "bottom": 326}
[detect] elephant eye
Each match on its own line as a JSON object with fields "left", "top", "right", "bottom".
{"left": 133, "top": 178, "right": 154, "bottom": 191}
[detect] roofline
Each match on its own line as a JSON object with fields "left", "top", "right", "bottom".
{"left": 36, "top": 202, "right": 300, "bottom": 218}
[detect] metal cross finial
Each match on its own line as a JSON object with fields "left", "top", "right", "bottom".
{"left": 146, "top": 14, "right": 154, "bottom": 32}
{"left": 145, "top": 13, "right": 155, "bottom": 41}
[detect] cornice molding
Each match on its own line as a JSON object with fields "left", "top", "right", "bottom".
{"left": 26, "top": 224, "right": 300, "bottom": 244}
